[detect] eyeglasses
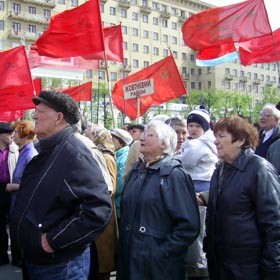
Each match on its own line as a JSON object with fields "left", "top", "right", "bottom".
{"left": 259, "top": 113, "right": 274, "bottom": 118}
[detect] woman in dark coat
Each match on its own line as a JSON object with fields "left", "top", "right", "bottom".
{"left": 117, "top": 120, "right": 200, "bottom": 280}
{"left": 205, "top": 116, "right": 280, "bottom": 280}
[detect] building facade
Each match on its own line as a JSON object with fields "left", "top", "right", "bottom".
{"left": 0, "top": 0, "right": 279, "bottom": 109}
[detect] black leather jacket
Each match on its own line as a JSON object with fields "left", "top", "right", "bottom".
{"left": 205, "top": 148, "right": 280, "bottom": 280}
{"left": 10, "top": 127, "right": 112, "bottom": 265}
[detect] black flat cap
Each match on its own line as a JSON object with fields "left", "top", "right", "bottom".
{"left": 33, "top": 90, "right": 80, "bottom": 125}
{"left": 0, "top": 122, "right": 14, "bottom": 134}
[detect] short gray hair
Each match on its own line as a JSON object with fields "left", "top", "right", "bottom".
{"left": 262, "top": 103, "right": 280, "bottom": 120}
{"left": 145, "top": 120, "right": 177, "bottom": 156}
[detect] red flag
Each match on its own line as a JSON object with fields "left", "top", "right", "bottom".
{"left": 33, "top": 78, "right": 42, "bottom": 95}
{"left": 239, "top": 28, "right": 280, "bottom": 65}
{"left": 0, "top": 110, "right": 24, "bottom": 122}
{"left": 33, "top": 0, "right": 104, "bottom": 58}
{"left": 0, "top": 46, "right": 35, "bottom": 112}
{"left": 59, "top": 82, "right": 92, "bottom": 101}
{"left": 112, "top": 55, "right": 186, "bottom": 120}
{"left": 182, "top": 0, "right": 271, "bottom": 51}
{"left": 83, "top": 25, "right": 124, "bottom": 62}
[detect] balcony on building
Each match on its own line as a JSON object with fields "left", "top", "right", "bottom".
{"left": 8, "top": 10, "right": 25, "bottom": 20}
{"left": 123, "top": 64, "right": 132, "bottom": 72}
{"left": 24, "top": 31, "right": 38, "bottom": 41}
{"left": 100, "top": 0, "right": 108, "bottom": 3}
{"left": 23, "top": 13, "right": 50, "bottom": 25}
{"left": 181, "top": 73, "right": 190, "bottom": 80}
{"left": 160, "top": 10, "right": 171, "bottom": 19}
{"left": 253, "top": 78, "right": 261, "bottom": 85}
{"left": 140, "top": 4, "right": 152, "bottom": 14}
{"left": 225, "top": 73, "right": 233, "bottom": 81}
{"left": 23, "top": 0, "right": 56, "bottom": 9}
{"left": 266, "top": 81, "right": 273, "bottom": 87}
{"left": 178, "top": 16, "right": 187, "bottom": 24}
{"left": 239, "top": 76, "right": 247, "bottom": 83}
{"left": 7, "top": 29, "right": 22, "bottom": 39}
{"left": 119, "top": 0, "right": 131, "bottom": 9}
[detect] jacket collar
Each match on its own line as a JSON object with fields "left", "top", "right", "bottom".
{"left": 228, "top": 148, "right": 254, "bottom": 172}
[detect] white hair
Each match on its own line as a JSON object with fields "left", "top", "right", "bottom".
{"left": 145, "top": 120, "right": 177, "bottom": 156}
{"left": 262, "top": 103, "right": 280, "bottom": 120}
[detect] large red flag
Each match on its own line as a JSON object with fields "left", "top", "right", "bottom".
{"left": 112, "top": 55, "right": 186, "bottom": 120}
{"left": 0, "top": 46, "right": 35, "bottom": 112}
{"left": 33, "top": 0, "right": 104, "bottom": 58}
{"left": 239, "top": 28, "right": 280, "bottom": 65}
{"left": 59, "top": 82, "right": 92, "bottom": 101}
{"left": 182, "top": 0, "right": 270, "bottom": 51}
{"left": 0, "top": 110, "right": 24, "bottom": 122}
{"left": 29, "top": 25, "right": 123, "bottom": 70}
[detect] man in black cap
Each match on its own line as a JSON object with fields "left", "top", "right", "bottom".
{"left": 0, "top": 122, "right": 18, "bottom": 266}
{"left": 10, "top": 90, "right": 112, "bottom": 279}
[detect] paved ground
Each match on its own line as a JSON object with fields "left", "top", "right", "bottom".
{"left": 0, "top": 264, "right": 22, "bottom": 280}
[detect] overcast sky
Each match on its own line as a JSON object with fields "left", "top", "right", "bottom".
{"left": 205, "top": 0, "right": 244, "bottom": 7}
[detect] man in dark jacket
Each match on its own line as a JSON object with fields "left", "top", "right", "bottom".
{"left": 10, "top": 90, "right": 112, "bottom": 280}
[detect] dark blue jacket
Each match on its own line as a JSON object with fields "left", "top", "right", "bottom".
{"left": 117, "top": 156, "right": 200, "bottom": 280}
{"left": 205, "top": 148, "right": 280, "bottom": 280}
{"left": 10, "top": 127, "right": 112, "bottom": 265}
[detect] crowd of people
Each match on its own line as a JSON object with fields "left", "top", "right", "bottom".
{"left": 0, "top": 90, "right": 279, "bottom": 280}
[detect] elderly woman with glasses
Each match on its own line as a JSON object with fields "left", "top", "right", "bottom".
{"left": 205, "top": 116, "right": 280, "bottom": 280}
{"left": 117, "top": 120, "right": 200, "bottom": 280}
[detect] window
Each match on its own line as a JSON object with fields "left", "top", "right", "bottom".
{"left": 152, "top": 2, "right": 159, "bottom": 11}
{"left": 171, "top": 22, "right": 177, "bottom": 30}
{"left": 110, "top": 7, "right": 116, "bottom": 15}
{"left": 225, "top": 81, "right": 230, "bottom": 89}
{"left": 13, "top": 3, "right": 21, "bottom": 13}
{"left": 191, "top": 68, "right": 195, "bottom": 75}
{"left": 121, "top": 9, "right": 127, "bottom": 18}
{"left": 266, "top": 75, "right": 270, "bottom": 81}
{"left": 143, "top": 30, "right": 149, "bottom": 38}
{"left": 198, "top": 82, "right": 202, "bottom": 90}
{"left": 162, "top": 19, "right": 168, "bottom": 28}
{"left": 248, "top": 85, "right": 252, "bottom": 92}
{"left": 100, "top": 3, "right": 104, "bottom": 12}
{"left": 190, "top": 54, "right": 195, "bottom": 62}
{"left": 29, "top": 6, "right": 36, "bottom": 14}
{"left": 133, "top": 59, "right": 139, "bottom": 68}
{"left": 182, "top": 53, "right": 187, "bottom": 60}
{"left": 240, "top": 70, "right": 244, "bottom": 77}
{"left": 233, "top": 69, "right": 237, "bottom": 77}
{"left": 143, "top": 14, "right": 148, "bottom": 23}
{"left": 0, "top": 40, "right": 3, "bottom": 50}
{"left": 86, "top": 70, "right": 92, "bottom": 78}
{"left": 247, "top": 72, "right": 251, "bottom": 79}
{"left": 131, "top": 0, "right": 137, "bottom": 4}
{"left": 44, "top": 10, "right": 51, "bottom": 19}
{"left": 153, "top": 32, "right": 159, "bottom": 40}
{"left": 122, "top": 25, "right": 127, "bottom": 34}
{"left": 163, "top": 49, "right": 168, "bottom": 57}
{"left": 71, "top": 0, "right": 78, "bottom": 6}
{"left": 272, "top": 64, "right": 276, "bottom": 71}
{"left": 99, "top": 71, "right": 105, "bottom": 80}
{"left": 0, "top": 1, "right": 4, "bottom": 10}
{"left": 225, "top": 68, "right": 230, "bottom": 74}
{"left": 153, "top": 17, "right": 158, "bottom": 25}
{"left": 240, "top": 83, "right": 245, "bottom": 91}
{"left": 28, "top": 24, "right": 36, "bottom": 33}
{"left": 132, "top": 28, "right": 138, "bottom": 36}
{"left": 173, "top": 51, "right": 177, "bottom": 59}
{"left": 111, "top": 72, "right": 117, "bottom": 81}
{"left": 132, "top": 43, "right": 139, "bottom": 52}
{"left": 143, "top": 45, "right": 149, "bottom": 54}
{"left": 12, "top": 22, "right": 21, "bottom": 32}
{"left": 123, "top": 42, "right": 128, "bottom": 50}
{"left": 132, "top": 12, "right": 138, "bottom": 21}
{"left": 191, "top": 82, "right": 195, "bottom": 89}
{"left": 233, "top": 83, "right": 238, "bottom": 90}
{"left": 172, "top": 36, "right": 177, "bottom": 44}
{"left": 182, "top": 67, "right": 187, "bottom": 75}
{"left": 198, "top": 68, "right": 202, "bottom": 75}
{"left": 144, "top": 61, "right": 149, "bottom": 67}
{"left": 171, "top": 7, "right": 177, "bottom": 16}
{"left": 0, "top": 20, "right": 4, "bottom": 30}
{"left": 153, "top": 47, "right": 159, "bottom": 55}
{"left": 254, "top": 85, "right": 258, "bottom": 93}
{"left": 266, "top": 63, "right": 270, "bottom": 70}
{"left": 162, "top": 34, "right": 168, "bottom": 43}
{"left": 162, "top": 4, "right": 167, "bottom": 13}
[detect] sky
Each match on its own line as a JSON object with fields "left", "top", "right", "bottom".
{"left": 205, "top": 0, "right": 246, "bottom": 7}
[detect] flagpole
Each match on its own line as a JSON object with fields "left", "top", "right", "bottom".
{"left": 137, "top": 95, "right": 140, "bottom": 122}
{"left": 103, "top": 55, "right": 116, "bottom": 128}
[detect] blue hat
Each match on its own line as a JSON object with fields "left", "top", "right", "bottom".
{"left": 187, "top": 107, "right": 210, "bottom": 132}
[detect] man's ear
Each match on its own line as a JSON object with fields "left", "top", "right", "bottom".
{"left": 55, "top": 112, "right": 65, "bottom": 125}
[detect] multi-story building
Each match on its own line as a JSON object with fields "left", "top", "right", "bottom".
{"left": 0, "top": 0, "right": 278, "bottom": 109}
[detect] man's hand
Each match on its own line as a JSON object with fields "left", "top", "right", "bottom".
{"left": 41, "top": 233, "right": 54, "bottom": 253}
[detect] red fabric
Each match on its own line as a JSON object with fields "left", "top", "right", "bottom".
{"left": 112, "top": 55, "right": 186, "bottom": 120}
{"left": 0, "top": 110, "right": 24, "bottom": 122}
{"left": 0, "top": 46, "right": 35, "bottom": 112}
{"left": 60, "top": 82, "right": 92, "bottom": 101}
{"left": 196, "top": 43, "right": 236, "bottom": 60}
{"left": 182, "top": 0, "right": 271, "bottom": 51}
{"left": 33, "top": 78, "right": 42, "bottom": 95}
{"left": 83, "top": 24, "right": 124, "bottom": 62}
{"left": 239, "top": 28, "right": 280, "bottom": 65}
{"left": 33, "top": 0, "right": 104, "bottom": 58}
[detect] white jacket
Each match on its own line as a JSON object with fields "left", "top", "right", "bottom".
{"left": 176, "top": 130, "right": 218, "bottom": 181}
